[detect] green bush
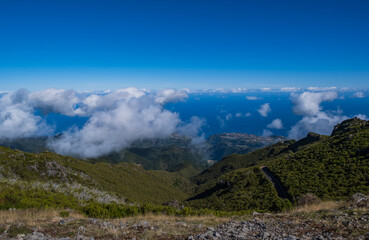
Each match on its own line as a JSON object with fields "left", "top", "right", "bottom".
{"left": 59, "top": 211, "right": 70, "bottom": 217}
{"left": 7, "top": 225, "right": 32, "bottom": 238}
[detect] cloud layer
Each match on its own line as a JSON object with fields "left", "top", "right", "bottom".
{"left": 258, "top": 103, "right": 271, "bottom": 117}
{"left": 0, "top": 89, "right": 52, "bottom": 140}
{"left": 288, "top": 91, "right": 346, "bottom": 139}
{"left": 291, "top": 91, "right": 337, "bottom": 116}
{"left": 267, "top": 118, "right": 283, "bottom": 129}
{"left": 0, "top": 88, "right": 203, "bottom": 158}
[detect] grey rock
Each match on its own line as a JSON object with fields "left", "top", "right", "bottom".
{"left": 78, "top": 226, "right": 85, "bottom": 234}
{"left": 351, "top": 193, "right": 369, "bottom": 208}
{"left": 314, "top": 235, "right": 325, "bottom": 240}
{"left": 138, "top": 220, "right": 149, "bottom": 227}
{"left": 59, "top": 220, "right": 66, "bottom": 225}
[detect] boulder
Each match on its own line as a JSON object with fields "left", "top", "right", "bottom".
{"left": 351, "top": 193, "right": 369, "bottom": 208}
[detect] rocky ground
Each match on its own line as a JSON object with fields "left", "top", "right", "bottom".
{"left": 0, "top": 214, "right": 227, "bottom": 240}
{"left": 1, "top": 200, "right": 369, "bottom": 240}
{"left": 189, "top": 210, "right": 369, "bottom": 239}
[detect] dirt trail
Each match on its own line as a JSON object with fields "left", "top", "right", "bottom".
{"left": 260, "top": 166, "right": 288, "bottom": 199}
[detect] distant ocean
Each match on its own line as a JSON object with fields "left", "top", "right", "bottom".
{"left": 43, "top": 91, "right": 369, "bottom": 139}
{"left": 166, "top": 91, "right": 369, "bottom": 138}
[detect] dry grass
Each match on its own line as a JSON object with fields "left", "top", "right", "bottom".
{"left": 0, "top": 209, "right": 85, "bottom": 225}
{"left": 291, "top": 200, "right": 344, "bottom": 213}
{"left": 117, "top": 214, "right": 231, "bottom": 239}
{"left": 121, "top": 213, "right": 230, "bottom": 223}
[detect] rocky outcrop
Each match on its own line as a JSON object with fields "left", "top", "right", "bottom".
{"left": 350, "top": 193, "right": 369, "bottom": 208}
{"left": 331, "top": 117, "right": 368, "bottom": 136}
{"left": 288, "top": 132, "right": 323, "bottom": 152}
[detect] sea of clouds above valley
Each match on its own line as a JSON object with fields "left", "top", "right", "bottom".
{"left": 0, "top": 88, "right": 204, "bottom": 158}
{"left": 0, "top": 87, "right": 367, "bottom": 158}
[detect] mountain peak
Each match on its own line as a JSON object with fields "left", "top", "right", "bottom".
{"left": 331, "top": 117, "right": 368, "bottom": 136}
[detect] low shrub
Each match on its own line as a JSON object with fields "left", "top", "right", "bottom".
{"left": 59, "top": 211, "right": 69, "bottom": 218}
{"left": 297, "top": 193, "right": 321, "bottom": 206}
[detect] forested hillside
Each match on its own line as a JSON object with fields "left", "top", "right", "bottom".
{"left": 187, "top": 118, "right": 369, "bottom": 212}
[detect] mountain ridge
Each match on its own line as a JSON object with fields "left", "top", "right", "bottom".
{"left": 186, "top": 117, "right": 369, "bottom": 212}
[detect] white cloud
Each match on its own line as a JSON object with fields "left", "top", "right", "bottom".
{"left": 257, "top": 103, "right": 271, "bottom": 117}
{"left": 288, "top": 91, "right": 347, "bottom": 139}
{"left": 261, "top": 88, "right": 272, "bottom": 91}
{"left": 355, "top": 114, "right": 368, "bottom": 120}
{"left": 280, "top": 87, "right": 300, "bottom": 92}
{"left": 225, "top": 113, "right": 233, "bottom": 121}
{"left": 217, "top": 115, "right": 225, "bottom": 128}
{"left": 177, "top": 116, "right": 206, "bottom": 145}
{"left": 262, "top": 129, "right": 273, "bottom": 137}
{"left": 245, "top": 112, "right": 251, "bottom": 117}
{"left": 154, "top": 89, "right": 188, "bottom": 104}
{"left": 291, "top": 91, "right": 337, "bottom": 116}
{"left": 181, "top": 88, "right": 191, "bottom": 93}
{"left": 192, "top": 88, "right": 248, "bottom": 94}
{"left": 47, "top": 89, "right": 197, "bottom": 158}
{"left": 0, "top": 89, "right": 51, "bottom": 140}
{"left": 228, "top": 88, "right": 248, "bottom": 93}
{"left": 177, "top": 116, "right": 205, "bottom": 137}
{"left": 48, "top": 98, "right": 182, "bottom": 158}
{"left": 235, "top": 113, "right": 242, "bottom": 118}
{"left": 267, "top": 118, "right": 283, "bottom": 129}
{"left": 0, "top": 106, "right": 50, "bottom": 140}
{"left": 353, "top": 92, "right": 364, "bottom": 98}
{"left": 0, "top": 88, "right": 202, "bottom": 158}
{"left": 307, "top": 87, "right": 337, "bottom": 91}
{"left": 288, "top": 112, "right": 347, "bottom": 139}
{"left": 78, "top": 87, "right": 147, "bottom": 116}
{"left": 246, "top": 96, "right": 261, "bottom": 101}
{"left": 29, "top": 89, "right": 80, "bottom": 116}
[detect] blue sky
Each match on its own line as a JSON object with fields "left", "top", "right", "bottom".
{"left": 0, "top": 0, "right": 369, "bottom": 90}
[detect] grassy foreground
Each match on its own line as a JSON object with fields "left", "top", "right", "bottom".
{"left": 0, "top": 209, "right": 230, "bottom": 239}
{"left": 0, "top": 201, "right": 368, "bottom": 239}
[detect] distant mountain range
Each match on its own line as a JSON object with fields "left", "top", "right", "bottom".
{"left": 0, "top": 133, "right": 285, "bottom": 174}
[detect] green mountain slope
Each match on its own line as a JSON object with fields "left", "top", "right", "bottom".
{"left": 186, "top": 166, "right": 291, "bottom": 212}
{"left": 0, "top": 137, "right": 48, "bottom": 153}
{"left": 93, "top": 146, "right": 206, "bottom": 175}
{"left": 267, "top": 117, "right": 369, "bottom": 201}
{"left": 1, "top": 118, "right": 368, "bottom": 216}
{"left": 191, "top": 141, "right": 294, "bottom": 185}
{"left": 0, "top": 133, "right": 286, "bottom": 174}
{"left": 191, "top": 131, "right": 323, "bottom": 185}
{"left": 0, "top": 146, "right": 194, "bottom": 205}
{"left": 187, "top": 118, "right": 369, "bottom": 212}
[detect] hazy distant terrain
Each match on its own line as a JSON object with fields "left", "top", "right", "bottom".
{"left": 0, "top": 132, "right": 285, "bottom": 173}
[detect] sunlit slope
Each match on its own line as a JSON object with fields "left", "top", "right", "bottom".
{"left": 187, "top": 118, "right": 369, "bottom": 212}
{"left": 268, "top": 117, "right": 369, "bottom": 201}
{"left": 0, "top": 147, "right": 193, "bottom": 205}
